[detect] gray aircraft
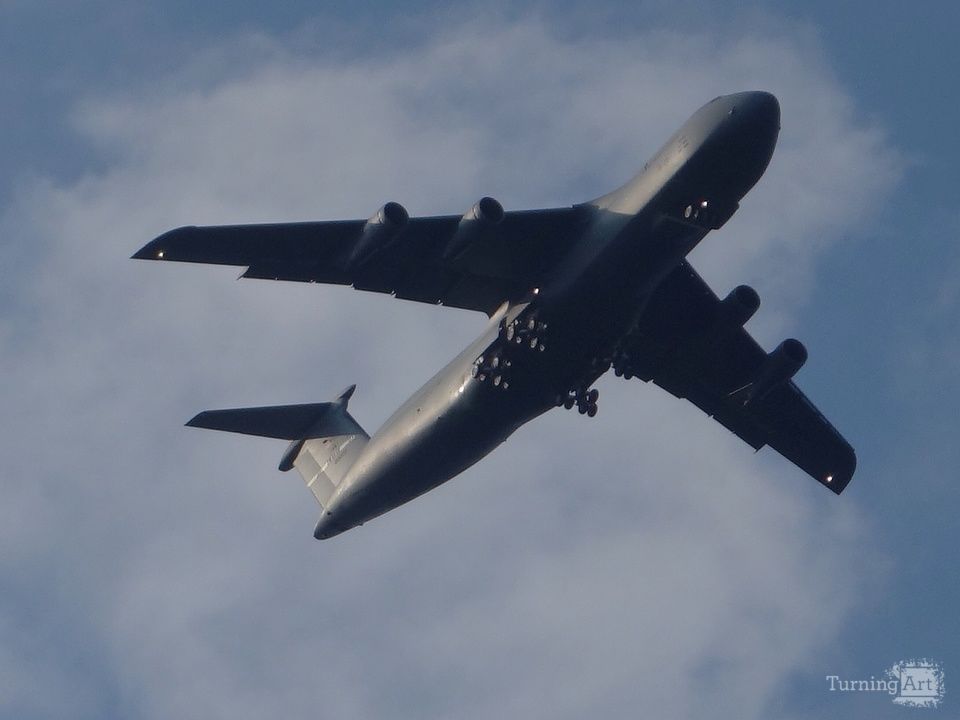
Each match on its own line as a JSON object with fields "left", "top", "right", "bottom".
{"left": 134, "top": 91, "right": 856, "bottom": 540}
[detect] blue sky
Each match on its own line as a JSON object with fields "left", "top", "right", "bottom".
{"left": 1, "top": 1, "right": 957, "bottom": 718}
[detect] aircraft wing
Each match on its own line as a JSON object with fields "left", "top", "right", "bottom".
{"left": 619, "top": 260, "right": 856, "bottom": 493}
{"left": 133, "top": 206, "right": 585, "bottom": 315}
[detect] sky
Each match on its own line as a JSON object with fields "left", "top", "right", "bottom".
{"left": 1, "top": 1, "right": 957, "bottom": 718}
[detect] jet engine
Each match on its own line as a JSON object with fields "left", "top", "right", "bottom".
{"left": 719, "top": 285, "right": 760, "bottom": 327}
{"left": 347, "top": 201, "right": 409, "bottom": 268}
{"left": 443, "top": 196, "right": 505, "bottom": 260}
{"left": 737, "top": 338, "right": 807, "bottom": 404}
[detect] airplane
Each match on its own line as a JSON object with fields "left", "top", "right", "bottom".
{"left": 133, "top": 91, "right": 856, "bottom": 540}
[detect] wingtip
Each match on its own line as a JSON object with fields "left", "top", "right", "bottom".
{"left": 131, "top": 242, "right": 157, "bottom": 260}
{"left": 825, "top": 445, "right": 857, "bottom": 495}
{"left": 184, "top": 411, "right": 206, "bottom": 429}
{"left": 131, "top": 226, "right": 196, "bottom": 261}
{"left": 132, "top": 236, "right": 169, "bottom": 261}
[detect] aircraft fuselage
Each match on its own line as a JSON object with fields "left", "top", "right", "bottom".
{"left": 313, "top": 91, "right": 781, "bottom": 539}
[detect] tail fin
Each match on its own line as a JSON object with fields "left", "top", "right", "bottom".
{"left": 186, "top": 384, "right": 368, "bottom": 508}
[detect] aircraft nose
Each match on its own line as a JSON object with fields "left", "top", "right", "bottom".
{"left": 693, "top": 91, "right": 780, "bottom": 199}
{"left": 745, "top": 90, "right": 780, "bottom": 130}
{"left": 733, "top": 91, "right": 780, "bottom": 132}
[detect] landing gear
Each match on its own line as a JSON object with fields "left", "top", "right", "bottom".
{"left": 611, "top": 350, "right": 635, "bottom": 380}
{"left": 472, "top": 350, "right": 512, "bottom": 390}
{"left": 559, "top": 386, "right": 599, "bottom": 417}
{"left": 475, "top": 309, "right": 550, "bottom": 394}
{"left": 502, "top": 312, "right": 548, "bottom": 352}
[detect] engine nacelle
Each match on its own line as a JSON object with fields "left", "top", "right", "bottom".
{"left": 443, "top": 196, "right": 505, "bottom": 260}
{"left": 347, "top": 201, "right": 409, "bottom": 268}
{"left": 741, "top": 338, "right": 807, "bottom": 404}
{"left": 718, "top": 285, "right": 760, "bottom": 327}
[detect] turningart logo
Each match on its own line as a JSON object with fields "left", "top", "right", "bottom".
{"left": 826, "top": 658, "right": 945, "bottom": 709}
{"left": 887, "top": 659, "right": 945, "bottom": 708}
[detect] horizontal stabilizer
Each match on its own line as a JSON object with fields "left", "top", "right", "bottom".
{"left": 186, "top": 386, "right": 368, "bottom": 511}
{"left": 186, "top": 401, "right": 355, "bottom": 440}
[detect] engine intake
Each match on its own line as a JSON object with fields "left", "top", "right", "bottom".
{"left": 719, "top": 285, "right": 760, "bottom": 327}
{"left": 347, "top": 201, "right": 409, "bottom": 268}
{"left": 444, "top": 196, "right": 505, "bottom": 260}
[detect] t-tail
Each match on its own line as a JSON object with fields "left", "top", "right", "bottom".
{"left": 186, "top": 384, "right": 368, "bottom": 509}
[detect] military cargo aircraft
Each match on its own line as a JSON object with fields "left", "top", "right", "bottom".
{"left": 134, "top": 91, "right": 856, "bottom": 540}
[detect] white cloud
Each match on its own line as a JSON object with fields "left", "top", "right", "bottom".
{"left": 2, "top": 13, "right": 897, "bottom": 719}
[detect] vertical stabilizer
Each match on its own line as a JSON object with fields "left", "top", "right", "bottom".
{"left": 283, "top": 385, "right": 368, "bottom": 508}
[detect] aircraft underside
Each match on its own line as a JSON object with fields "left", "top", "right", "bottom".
{"left": 134, "top": 91, "right": 857, "bottom": 540}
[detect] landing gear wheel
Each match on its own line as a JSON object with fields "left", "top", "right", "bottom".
{"left": 587, "top": 404, "right": 598, "bottom": 418}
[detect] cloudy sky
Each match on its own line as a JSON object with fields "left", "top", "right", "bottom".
{"left": 2, "top": 1, "right": 957, "bottom": 718}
